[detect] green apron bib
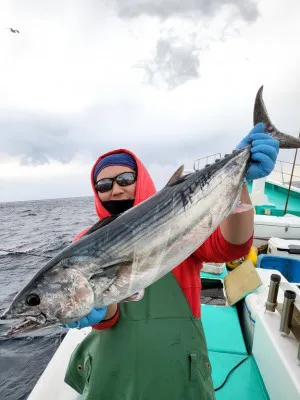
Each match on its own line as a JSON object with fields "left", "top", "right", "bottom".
{"left": 65, "top": 272, "right": 215, "bottom": 400}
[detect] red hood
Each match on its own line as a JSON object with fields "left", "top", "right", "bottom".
{"left": 91, "top": 149, "right": 157, "bottom": 219}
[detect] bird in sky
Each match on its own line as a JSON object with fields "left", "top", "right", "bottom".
{"left": 6, "top": 28, "right": 20, "bottom": 34}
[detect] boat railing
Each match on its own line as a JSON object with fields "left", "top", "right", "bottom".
{"left": 272, "top": 160, "right": 300, "bottom": 185}
{"left": 193, "top": 155, "right": 300, "bottom": 187}
{"left": 193, "top": 153, "right": 222, "bottom": 171}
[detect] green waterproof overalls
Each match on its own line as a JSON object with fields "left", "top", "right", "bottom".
{"left": 65, "top": 272, "right": 215, "bottom": 400}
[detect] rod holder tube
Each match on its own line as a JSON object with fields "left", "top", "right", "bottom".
{"left": 265, "top": 274, "right": 281, "bottom": 312}
{"left": 280, "top": 290, "right": 296, "bottom": 335}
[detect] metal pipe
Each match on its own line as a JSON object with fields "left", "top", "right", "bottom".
{"left": 265, "top": 274, "right": 281, "bottom": 312}
{"left": 280, "top": 290, "right": 296, "bottom": 335}
{"left": 284, "top": 132, "right": 300, "bottom": 214}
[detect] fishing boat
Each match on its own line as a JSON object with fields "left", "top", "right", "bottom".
{"left": 239, "top": 266, "right": 300, "bottom": 400}
{"left": 251, "top": 183, "right": 300, "bottom": 246}
{"left": 250, "top": 158, "right": 300, "bottom": 216}
{"left": 27, "top": 157, "right": 300, "bottom": 399}
{"left": 27, "top": 260, "right": 300, "bottom": 400}
{"left": 249, "top": 159, "right": 300, "bottom": 246}
{"left": 4, "top": 87, "right": 294, "bottom": 398}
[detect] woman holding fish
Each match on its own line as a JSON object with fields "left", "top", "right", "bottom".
{"left": 2, "top": 87, "right": 300, "bottom": 398}
{"left": 64, "top": 121, "right": 279, "bottom": 400}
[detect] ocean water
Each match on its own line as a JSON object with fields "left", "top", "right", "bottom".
{"left": 0, "top": 196, "right": 97, "bottom": 400}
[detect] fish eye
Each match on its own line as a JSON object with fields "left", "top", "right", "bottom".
{"left": 26, "top": 294, "right": 40, "bottom": 307}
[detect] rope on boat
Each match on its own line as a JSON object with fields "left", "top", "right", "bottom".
{"left": 214, "top": 356, "right": 249, "bottom": 392}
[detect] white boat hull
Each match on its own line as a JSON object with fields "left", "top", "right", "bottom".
{"left": 28, "top": 328, "right": 90, "bottom": 400}
{"left": 254, "top": 214, "right": 300, "bottom": 246}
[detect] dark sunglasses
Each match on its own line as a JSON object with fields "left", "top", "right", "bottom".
{"left": 95, "top": 172, "right": 137, "bottom": 193}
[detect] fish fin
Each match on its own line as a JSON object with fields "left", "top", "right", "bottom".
{"left": 254, "top": 85, "right": 300, "bottom": 149}
{"left": 83, "top": 215, "right": 120, "bottom": 236}
{"left": 90, "top": 265, "right": 118, "bottom": 280}
{"left": 166, "top": 165, "right": 186, "bottom": 186}
{"left": 89, "top": 259, "right": 130, "bottom": 280}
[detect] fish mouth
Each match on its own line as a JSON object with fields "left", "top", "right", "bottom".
{"left": 8, "top": 313, "right": 50, "bottom": 336}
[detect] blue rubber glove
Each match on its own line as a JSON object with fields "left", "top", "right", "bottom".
{"left": 236, "top": 122, "right": 279, "bottom": 181}
{"left": 66, "top": 306, "right": 107, "bottom": 329}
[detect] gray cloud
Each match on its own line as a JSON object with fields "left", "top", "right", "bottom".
{"left": 0, "top": 109, "right": 77, "bottom": 165}
{"left": 1, "top": 0, "right": 298, "bottom": 170}
{"left": 113, "top": 0, "right": 260, "bottom": 22}
{"left": 8, "top": 0, "right": 260, "bottom": 24}
{"left": 132, "top": 135, "right": 233, "bottom": 168}
{"left": 2, "top": 83, "right": 300, "bottom": 168}
{"left": 2, "top": 0, "right": 260, "bottom": 106}
{"left": 125, "top": 0, "right": 260, "bottom": 89}
{"left": 0, "top": 102, "right": 236, "bottom": 168}
{"left": 80, "top": 102, "right": 239, "bottom": 168}
{"left": 133, "top": 36, "right": 200, "bottom": 89}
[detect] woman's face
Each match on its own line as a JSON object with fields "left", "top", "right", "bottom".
{"left": 95, "top": 165, "right": 136, "bottom": 202}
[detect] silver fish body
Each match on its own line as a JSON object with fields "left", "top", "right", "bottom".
{"left": 75, "top": 146, "right": 249, "bottom": 306}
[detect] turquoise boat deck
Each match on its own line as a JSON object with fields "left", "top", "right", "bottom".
{"left": 200, "top": 271, "right": 269, "bottom": 399}
{"left": 248, "top": 180, "right": 300, "bottom": 217}
{"left": 202, "top": 305, "right": 268, "bottom": 399}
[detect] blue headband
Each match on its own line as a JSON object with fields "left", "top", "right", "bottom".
{"left": 93, "top": 153, "right": 137, "bottom": 182}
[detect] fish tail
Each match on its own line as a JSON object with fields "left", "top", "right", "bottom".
{"left": 253, "top": 85, "right": 300, "bottom": 149}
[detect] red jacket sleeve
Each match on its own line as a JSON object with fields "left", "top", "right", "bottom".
{"left": 193, "top": 227, "right": 253, "bottom": 263}
{"left": 72, "top": 227, "right": 90, "bottom": 242}
{"left": 92, "top": 305, "right": 120, "bottom": 331}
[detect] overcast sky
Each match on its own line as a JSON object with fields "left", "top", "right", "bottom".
{"left": 0, "top": 0, "right": 300, "bottom": 202}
